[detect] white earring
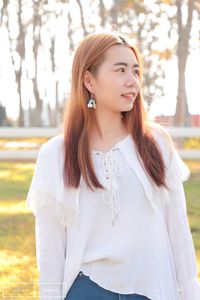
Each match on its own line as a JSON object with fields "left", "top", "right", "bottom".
{"left": 87, "top": 99, "right": 96, "bottom": 109}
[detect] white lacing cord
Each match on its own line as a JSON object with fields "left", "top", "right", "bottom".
{"left": 100, "top": 148, "right": 123, "bottom": 226}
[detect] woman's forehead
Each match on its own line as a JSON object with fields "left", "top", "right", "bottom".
{"left": 103, "top": 44, "right": 138, "bottom": 66}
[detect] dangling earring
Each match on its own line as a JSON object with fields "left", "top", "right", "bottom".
{"left": 87, "top": 98, "right": 96, "bottom": 109}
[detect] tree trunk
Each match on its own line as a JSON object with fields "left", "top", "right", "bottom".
{"left": 16, "top": 0, "right": 25, "bottom": 126}
{"left": 49, "top": 35, "right": 57, "bottom": 126}
{"left": 76, "top": 0, "right": 88, "bottom": 36}
{"left": 0, "top": 0, "right": 7, "bottom": 26}
{"left": 67, "top": 10, "right": 74, "bottom": 54}
{"left": 174, "top": 0, "right": 194, "bottom": 127}
{"left": 31, "top": 0, "right": 43, "bottom": 126}
{"left": 7, "top": 0, "right": 25, "bottom": 126}
{"left": 99, "top": 0, "right": 106, "bottom": 27}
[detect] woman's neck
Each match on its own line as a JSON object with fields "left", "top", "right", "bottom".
{"left": 89, "top": 111, "right": 128, "bottom": 152}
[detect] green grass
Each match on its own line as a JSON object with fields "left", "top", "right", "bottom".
{"left": 0, "top": 162, "right": 39, "bottom": 298}
{"left": 0, "top": 137, "right": 48, "bottom": 150}
{"left": 0, "top": 136, "right": 200, "bottom": 150}
{"left": 184, "top": 161, "right": 200, "bottom": 258}
{"left": 184, "top": 138, "right": 200, "bottom": 149}
{"left": 0, "top": 160, "right": 199, "bottom": 298}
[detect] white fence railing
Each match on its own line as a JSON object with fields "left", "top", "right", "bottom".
{"left": 0, "top": 127, "right": 199, "bottom": 160}
{"left": 0, "top": 127, "right": 61, "bottom": 138}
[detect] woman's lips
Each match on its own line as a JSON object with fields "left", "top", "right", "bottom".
{"left": 122, "top": 88, "right": 140, "bottom": 100}
{"left": 121, "top": 93, "right": 135, "bottom": 100}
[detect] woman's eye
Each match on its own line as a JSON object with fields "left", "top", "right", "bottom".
{"left": 116, "top": 68, "right": 125, "bottom": 72}
{"left": 134, "top": 70, "right": 140, "bottom": 76}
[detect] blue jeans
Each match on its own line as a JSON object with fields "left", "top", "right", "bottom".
{"left": 65, "top": 271, "right": 152, "bottom": 300}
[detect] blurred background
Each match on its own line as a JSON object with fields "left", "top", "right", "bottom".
{"left": 0, "top": 0, "right": 199, "bottom": 298}
{"left": 0, "top": 0, "right": 199, "bottom": 128}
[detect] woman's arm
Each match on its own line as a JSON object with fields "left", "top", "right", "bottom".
{"left": 35, "top": 194, "right": 66, "bottom": 299}
{"left": 164, "top": 181, "right": 200, "bottom": 299}
{"left": 26, "top": 138, "right": 66, "bottom": 299}
{"left": 164, "top": 146, "right": 200, "bottom": 299}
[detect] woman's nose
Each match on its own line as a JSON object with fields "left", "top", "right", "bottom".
{"left": 125, "top": 72, "right": 139, "bottom": 86}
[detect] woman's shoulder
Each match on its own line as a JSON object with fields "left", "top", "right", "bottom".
{"left": 147, "top": 121, "right": 174, "bottom": 145}
{"left": 39, "top": 134, "right": 64, "bottom": 156}
{"left": 147, "top": 121, "right": 172, "bottom": 141}
{"left": 35, "top": 134, "right": 65, "bottom": 172}
{"left": 26, "top": 134, "right": 65, "bottom": 215}
{"left": 147, "top": 121, "right": 175, "bottom": 162}
{"left": 148, "top": 121, "right": 190, "bottom": 182}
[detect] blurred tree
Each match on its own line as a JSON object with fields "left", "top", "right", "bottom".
{"left": 76, "top": 0, "right": 88, "bottom": 36}
{"left": 174, "top": 0, "right": 198, "bottom": 126}
{"left": 6, "top": 0, "right": 25, "bottom": 126}
{"left": 104, "top": 0, "right": 200, "bottom": 126}
{"left": 0, "top": 0, "right": 7, "bottom": 26}
{"left": 0, "top": 0, "right": 199, "bottom": 128}
{"left": 99, "top": 0, "right": 169, "bottom": 109}
{"left": 0, "top": 103, "right": 8, "bottom": 126}
{"left": 67, "top": 8, "right": 75, "bottom": 54}
{"left": 99, "top": 0, "right": 106, "bottom": 27}
{"left": 31, "top": 0, "right": 43, "bottom": 126}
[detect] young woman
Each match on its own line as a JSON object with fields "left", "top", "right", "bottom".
{"left": 26, "top": 31, "right": 200, "bottom": 300}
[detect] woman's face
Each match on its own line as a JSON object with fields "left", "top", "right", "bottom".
{"left": 88, "top": 44, "right": 141, "bottom": 114}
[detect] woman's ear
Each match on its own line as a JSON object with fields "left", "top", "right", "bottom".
{"left": 83, "top": 70, "right": 95, "bottom": 93}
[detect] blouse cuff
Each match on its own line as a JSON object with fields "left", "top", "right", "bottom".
{"left": 179, "top": 278, "right": 200, "bottom": 300}
{"left": 39, "top": 283, "right": 62, "bottom": 300}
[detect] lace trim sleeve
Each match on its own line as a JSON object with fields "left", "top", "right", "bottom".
{"left": 26, "top": 187, "right": 56, "bottom": 216}
{"left": 26, "top": 187, "right": 80, "bottom": 228}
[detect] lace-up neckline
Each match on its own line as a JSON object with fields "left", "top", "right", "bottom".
{"left": 91, "top": 134, "right": 130, "bottom": 155}
{"left": 91, "top": 135, "right": 131, "bottom": 227}
{"left": 100, "top": 148, "right": 123, "bottom": 227}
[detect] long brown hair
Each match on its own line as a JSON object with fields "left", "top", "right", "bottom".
{"left": 63, "top": 31, "right": 169, "bottom": 191}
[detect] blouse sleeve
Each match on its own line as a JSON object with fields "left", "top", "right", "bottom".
{"left": 26, "top": 141, "right": 66, "bottom": 300}
{"left": 164, "top": 143, "right": 200, "bottom": 300}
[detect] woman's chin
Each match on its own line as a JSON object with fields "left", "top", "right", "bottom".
{"left": 122, "top": 102, "right": 134, "bottom": 111}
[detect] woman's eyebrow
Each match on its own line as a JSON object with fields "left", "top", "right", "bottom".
{"left": 112, "top": 62, "right": 139, "bottom": 68}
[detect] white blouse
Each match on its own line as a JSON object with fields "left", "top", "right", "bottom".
{"left": 26, "top": 127, "right": 200, "bottom": 300}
